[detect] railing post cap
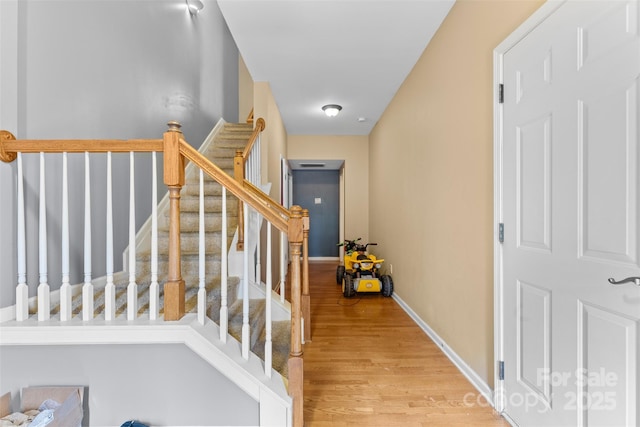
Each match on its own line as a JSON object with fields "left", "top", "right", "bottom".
{"left": 290, "top": 205, "right": 303, "bottom": 216}
{"left": 167, "top": 121, "right": 183, "bottom": 132}
{"left": 0, "top": 130, "right": 17, "bottom": 163}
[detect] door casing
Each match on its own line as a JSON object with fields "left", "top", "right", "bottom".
{"left": 493, "top": 0, "right": 566, "bottom": 415}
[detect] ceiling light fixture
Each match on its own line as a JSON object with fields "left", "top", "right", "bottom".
{"left": 186, "top": 0, "right": 204, "bottom": 15}
{"left": 322, "top": 104, "right": 342, "bottom": 117}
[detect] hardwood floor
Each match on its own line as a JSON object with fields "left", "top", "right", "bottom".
{"left": 302, "top": 261, "right": 509, "bottom": 426}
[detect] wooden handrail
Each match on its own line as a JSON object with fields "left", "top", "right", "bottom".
{"left": 179, "top": 139, "right": 289, "bottom": 233}
{"left": 242, "top": 179, "right": 290, "bottom": 220}
{"left": 242, "top": 117, "right": 266, "bottom": 161}
{"left": 0, "top": 131, "right": 163, "bottom": 162}
{"left": 246, "top": 107, "right": 254, "bottom": 124}
{"left": 234, "top": 117, "right": 266, "bottom": 251}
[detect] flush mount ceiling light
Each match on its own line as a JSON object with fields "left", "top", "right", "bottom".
{"left": 186, "top": 0, "right": 204, "bottom": 15}
{"left": 322, "top": 104, "right": 342, "bottom": 117}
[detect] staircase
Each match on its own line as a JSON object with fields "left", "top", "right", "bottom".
{"left": 0, "top": 120, "right": 303, "bottom": 425}
{"left": 145, "top": 121, "right": 291, "bottom": 375}
{"left": 29, "top": 122, "right": 291, "bottom": 376}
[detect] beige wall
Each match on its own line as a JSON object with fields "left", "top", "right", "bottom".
{"left": 368, "top": 0, "right": 544, "bottom": 385}
{"left": 238, "top": 66, "right": 288, "bottom": 287}
{"left": 288, "top": 135, "right": 369, "bottom": 243}
{"left": 238, "top": 56, "right": 253, "bottom": 123}
{"left": 253, "top": 82, "right": 288, "bottom": 202}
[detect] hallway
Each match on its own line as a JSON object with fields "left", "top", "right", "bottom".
{"left": 302, "top": 261, "right": 508, "bottom": 426}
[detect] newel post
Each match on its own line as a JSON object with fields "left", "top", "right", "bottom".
{"left": 302, "top": 209, "right": 311, "bottom": 342}
{"left": 234, "top": 149, "right": 245, "bottom": 251}
{"left": 163, "top": 121, "right": 185, "bottom": 321}
{"left": 288, "top": 205, "right": 304, "bottom": 427}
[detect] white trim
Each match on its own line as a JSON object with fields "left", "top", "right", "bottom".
{"left": 393, "top": 293, "right": 494, "bottom": 406}
{"left": 339, "top": 164, "right": 345, "bottom": 264}
{"left": 0, "top": 314, "right": 292, "bottom": 425}
{"left": 492, "top": 43, "right": 506, "bottom": 412}
{"left": 0, "top": 306, "right": 15, "bottom": 324}
{"left": 309, "top": 257, "right": 339, "bottom": 262}
{"left": 492, "top": 0, "right": 567, "bottom": 415}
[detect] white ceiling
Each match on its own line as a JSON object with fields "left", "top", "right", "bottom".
{"left": 217, "top": 0, "right": 455, "bottom": 136}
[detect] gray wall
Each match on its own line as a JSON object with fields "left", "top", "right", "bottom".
{"left": 0, "top": 343, "right": 259, "bottom": 426}
{"left": 0, "top": 0, "right": 239, "bottom": 306}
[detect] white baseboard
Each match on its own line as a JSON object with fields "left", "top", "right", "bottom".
{"left": 309, "top": 257, "right": 339, "bottom": 262}
{"left": 392, "top": 293, "right": 494, "bottom": 407}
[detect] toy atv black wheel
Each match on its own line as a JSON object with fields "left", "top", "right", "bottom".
{"left": 381, "top": 275, "right": 394, "bottom": 297}
{"left": 336, "top": 265, "right": 345, "bottom": 284}
{"left": 343, "top": 274, "right": 354, "bottom": 298}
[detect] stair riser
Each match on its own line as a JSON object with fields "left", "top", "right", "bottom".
{"left": 136, "top": 258, "right": 222, "bottom": 280}
{"left": 209, "top": 147, "right": 245, "bottom": 158}
{"left": 158, "top": 212, "right": 238, "bottom": 232}
{"left": 182, "top": 182, "right": 222, "bottom": 197}
{"left": 157, "top": 232, "right": 229, "bottom": 254}
{"left": 176, "top": 196, "right": 242, "bottom": 214}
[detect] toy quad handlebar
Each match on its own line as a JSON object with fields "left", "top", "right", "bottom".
{"left": 337, "top": 238, "right": 361, "bottom": 247}
{"left": 337, "top": 238, "right": 378, "bottom": 254}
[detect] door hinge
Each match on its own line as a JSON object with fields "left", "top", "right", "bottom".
{"left": 498, "top": 84, "right": 504, "bottom": 104}
{"left": 498, "top": 360, "right": 504, "bottom": 380}
{"left": 499, "top": 223, "right": 504, "bottom": 243}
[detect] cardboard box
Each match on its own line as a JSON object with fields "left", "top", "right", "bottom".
{"left": 1, "top": 386, "right": 83, "bottom": 427}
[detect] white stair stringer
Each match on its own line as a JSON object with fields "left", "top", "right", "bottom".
{"left": 0, "top": 314, "right": 292, "bottom": 427}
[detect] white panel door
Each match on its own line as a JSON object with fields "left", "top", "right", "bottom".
{"left": 502, "top": 1, "right": 640, "bottom": 426}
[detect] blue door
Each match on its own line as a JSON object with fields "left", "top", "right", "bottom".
{"left": 292, "top": 170, "right": 339, "bottom": 257}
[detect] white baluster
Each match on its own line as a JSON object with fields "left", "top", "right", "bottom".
{"left": 127, "top": 151, "right": 137, "bottom": 320}
{"left": 60, "top": 153, "right": 72, "bottom": 321}
{"left": 265, "top": 222, "right": 273, "bottom": 378}
{"left": 82, "top": 152, "right": 94, "bottom": 321}
{"left": 220, "top": 187, "right": 228, "bottom": 342}
{"left": 37, "top": 152, "right": 50, "bottom": 321}
{"left": 253, "top": 144, "right": 259, "bottom": 184}
{"left": 255, "top": 213, "right": 261, "bottom": 285}
{"left": 15, "top": 153, "right": 28, "bottom": 321}
{"left": 255, "top": 136, "right": 261, "bottom": 185}
{"left": 149, "top": 152, "right": 159, "bottom": 320}
{"left": 249, "top": 143, "right": 254, "bottom": 184}
{"left": 197, "top": 169, "right": 206, "bottom": 324}
{"left": 242, "top": 203, "right": 250, "bottom": 360}
{"left": 280, "top": 231, "right": 286, "bottom": 303}
{"left": 257, "top": 137, "right": 261, "bottom": 183}
{"left": 105, "top": 152, "right": 115, "bottom": 321}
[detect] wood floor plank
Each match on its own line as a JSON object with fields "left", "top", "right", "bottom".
{"left": 302, "top": 261, "right": 507, "bottom": 426}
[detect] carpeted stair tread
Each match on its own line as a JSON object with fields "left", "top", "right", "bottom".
{"left": 227, "top": 298, "right": 266, "bottom": 346}
{"left": 252, "top": 320, "right": 291, "bottom": 377}
{"left": 46, "top": 274, "right": 241, "bottom": 318}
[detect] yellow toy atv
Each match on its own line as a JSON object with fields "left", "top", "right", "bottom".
{"left": 337, "top": 240, "right": 393, "bottom": 298}
{"left": 336, "top": 238, "right": 360, "bottom": 284}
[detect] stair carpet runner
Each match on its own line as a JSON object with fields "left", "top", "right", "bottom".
{"left": 33, "top": 122, "right": 290, "bottom": 377}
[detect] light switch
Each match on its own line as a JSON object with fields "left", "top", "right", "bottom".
{"left": 314, "top": 197, "right": 322, "bottom": 204}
